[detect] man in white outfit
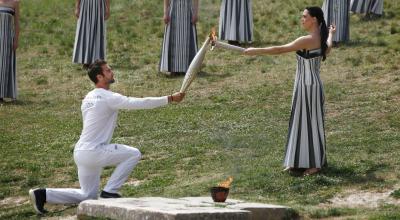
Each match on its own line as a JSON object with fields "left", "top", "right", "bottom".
{"left": 29, "top": 60, "right": 185, "bottom": 214}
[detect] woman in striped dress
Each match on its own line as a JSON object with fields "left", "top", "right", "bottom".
{"left": 243, "top": 7, "right": 336, "bottom": 176}
{"left": 350, "top": 0, "right": 383, "bottom": 16}
{"left": 73, "top": 0, "right": 110, "bottom": 68}
{"left": 160, "top": 0, "right": 199, "bottom": 75}
{"left": 322, "top": 0, "right": 349, "bottom": 44}
{"left": 0, "top": 0, "right": 19, "bottom": 102}
{"left": 219, "top": 0, "right": 253, "bottom": 45}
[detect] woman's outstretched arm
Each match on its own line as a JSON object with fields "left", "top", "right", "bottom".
{"left": 243, "top": 36, "right": 314, "bottom": 56}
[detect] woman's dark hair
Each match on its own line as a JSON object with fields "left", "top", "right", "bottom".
{"left": 88, "top": 60, "right": 107, "bottom": 83}
{"left": 305, "top": 6, "right": 328, "bottom": 61}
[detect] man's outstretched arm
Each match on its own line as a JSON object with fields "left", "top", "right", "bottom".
{"left": 108, "top": 92, "right": 185, "bottom": 110}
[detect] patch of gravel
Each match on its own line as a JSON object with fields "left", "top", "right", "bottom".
{"left": 0, "top": 196, "right": 29, "bottom": 208}
{"left": 42, "top": 216, "right": 77, "bottom": 220}
{"left": 321, "top": 189, "right": 400, "bottom": 208}
{"left": 123, "top": 179, "right": 142, "bottom": 187}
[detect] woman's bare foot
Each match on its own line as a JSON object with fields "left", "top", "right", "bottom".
{"left": 303, "top": 168, "right": 320, "bottom": 176}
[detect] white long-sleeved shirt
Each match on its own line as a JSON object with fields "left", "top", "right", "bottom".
{"left": 75, "top": 88, "right": 168, "bottom": 151}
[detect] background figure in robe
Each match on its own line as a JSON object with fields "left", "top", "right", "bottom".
{"left": 219, "top": 0, "right": 253, "bottom": 45}
{"left": 159, "top": 0, "right": 199, "bottom": 76}
{"left": 0, "top": 0, "right": 19, "bottom": 102}
{"left": 242, "top": 7, "right": 336, "bottom": 176}
{"left": 73, "top": 0, "right": 110, "bottom": 68}
{"left": 322, "top": 0, "right": 349, "bottom": 44}
{"left": 350, "top": 0, "right": 383, "bottom": 17}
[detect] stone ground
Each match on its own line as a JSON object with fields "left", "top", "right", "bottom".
{"left": 1, "top": 188, "right": 399, "bottom": 219}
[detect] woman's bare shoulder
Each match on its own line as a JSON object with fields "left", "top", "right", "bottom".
{"left": 296, "top": 34, "right": 320, "bottom": 49}
{"left": 297, "top": 35, "right": 314, "bottom": 41}
{"left": 293, "top": 35, "right": 315, "bottom": 46}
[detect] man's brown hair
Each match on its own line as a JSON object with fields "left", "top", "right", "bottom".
{"left": 88, "top": 60, "right": 107, "bottom": 83}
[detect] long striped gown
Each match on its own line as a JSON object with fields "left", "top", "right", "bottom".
{"left": 73, "top": 0, "right": 106, "bottom": 65}
{"left": 219, "top": 0, "right": 253, "bottom": 43}
{"left": 322, "top": 0, "right": 350, "bottom": 43}
{"left": 283, "top": 49, "right": 327, "bottom": 169}
{"left": 0, "top": 6, "right": 16, "bottom": 99}
{"left": 159, "top": 0, "right": 198, "bottom": 73}
{"left": 350, "top": 0, "right": 383, "bottom": 15}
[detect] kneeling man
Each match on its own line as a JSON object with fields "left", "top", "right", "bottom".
{"left": 29, "top": 60, "right": 185, "bottom": 214}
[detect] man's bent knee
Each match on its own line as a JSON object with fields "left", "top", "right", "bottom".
{"left": 82, "top": 191, "right": 98, "bottom": 200}
{"left": 130, "top": 148, "right": 141, "bottom": 161}
{"left": 119, "top": 145, "right": 141, "bottom": 162}
{"left": 81, "top": 190, "right": 97, "bottom": 201}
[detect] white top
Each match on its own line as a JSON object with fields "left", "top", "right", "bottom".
{"left": 75, "top": 88, "right": 168, "bottom": 151}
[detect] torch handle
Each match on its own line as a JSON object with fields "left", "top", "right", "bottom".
{"left": 214, "top": 41, "right": 245, "bottom": 53}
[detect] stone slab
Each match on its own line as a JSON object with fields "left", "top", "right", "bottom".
{"left": 181, "top": 197, "right": 293, "bottom": 220}
{"left": 77, "top": 197, "right": 294, "bottom": 220}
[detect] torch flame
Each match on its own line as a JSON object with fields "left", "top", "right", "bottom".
{"left": 209, "top": 27, "right": 217, "bottom": 49}
{"left": 209, "top": 27, "right": 216, "bottom": 39}
{"left": 218, "top": 176, "right": 233, "bottom": 189}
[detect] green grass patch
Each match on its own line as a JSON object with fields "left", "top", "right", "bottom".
{"left": 1, "top": 0, "right": 400, "bottom": 219}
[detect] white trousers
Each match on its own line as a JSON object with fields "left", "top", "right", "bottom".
{"left": 46, "top": 144, "right": 141, "bottom": 204}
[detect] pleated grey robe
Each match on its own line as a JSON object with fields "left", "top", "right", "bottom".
{"left": 73, "top": 0, "right": 106, "bottom": 65}
{"left": 322, "top": 0, "right": 350, "bottom": 43}
{"left": 350, "top": 0, "right": 383, "bottom": 15}
{"left": 219, "top": 0, "right": 253, "bottom": 43}
{"left": 284, "top": 49, "right": 327, "bottom": 169}
{"left": 0, "top": 6, "right": 16, "bottom": 99}
{"left": 159, "top": 0, "right": 198, "bottom": 73}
